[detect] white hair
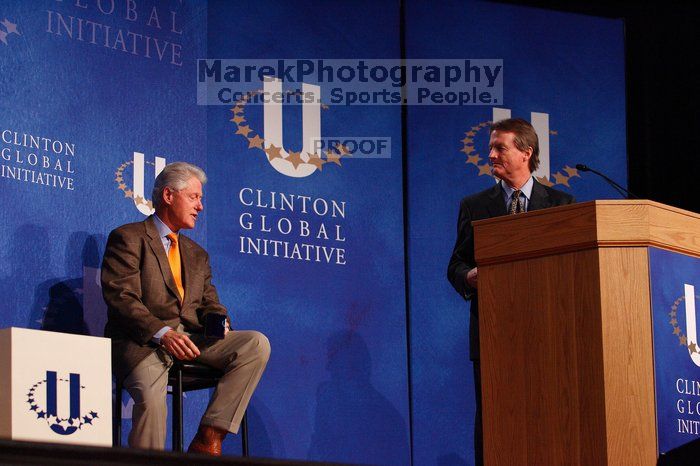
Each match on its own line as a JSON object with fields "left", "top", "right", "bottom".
{"left": 152, "top": 162, "right": 207, "bottom": 210}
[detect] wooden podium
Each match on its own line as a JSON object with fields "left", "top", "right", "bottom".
{"left": 474, "top": 200, "right": 700, "bottom": 466}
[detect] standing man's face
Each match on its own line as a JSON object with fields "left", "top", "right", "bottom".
{"left": 488, "top": 130, "right": 532, "bottom": 185}
{"left": 162, "top": 176, "right": 203, "bottom": 232}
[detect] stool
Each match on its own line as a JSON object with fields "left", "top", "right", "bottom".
{"left": 113, "top": 360, "right": 249, "bottom": 455}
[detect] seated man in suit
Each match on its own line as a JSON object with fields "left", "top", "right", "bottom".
{"left": 102, "top": 162, "right": 270, "bottom": 455}
{"left": 447, "top": 118, "right": 574, "bottom": 465}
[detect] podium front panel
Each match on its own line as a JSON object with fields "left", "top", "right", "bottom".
{"left": 650, "top": 247, "right": 700, "bottom": 454}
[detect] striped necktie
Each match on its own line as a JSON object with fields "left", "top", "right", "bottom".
{"left": 166, "top": 233, "right": 184, "bottom": 302}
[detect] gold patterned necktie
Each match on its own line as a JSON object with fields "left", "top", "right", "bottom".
{"left": 166, "top": 233, "right": 184, "bottom": 302}
{"left": 509, "top": 189, "right": 525, "bottom": 215}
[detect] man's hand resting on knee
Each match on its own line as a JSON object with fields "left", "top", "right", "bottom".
{"left": 160, "top": 330, "right": 201, "bottom": 360}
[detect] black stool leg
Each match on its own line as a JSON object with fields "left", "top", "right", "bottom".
{"left": 241, "top": 411, "right": 249, "bottom": 457}
{"left": 114, "top": 379, "right": 122, "bottom": 447}
{"left": 172, "top": 366, "right": 183, "bottom": 452}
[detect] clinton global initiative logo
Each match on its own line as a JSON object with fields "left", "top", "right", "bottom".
{"left": 459, "top": 108, "right": 580, "bottom": 188}
{"left": 231, "top": 77, "right": 350, "bottom": 178}
{"left": 668, "top": 285, "right": 700, "bottom": 366}
{"left": 27, "top": 371, "right": 99, "bottom": 436}
{"left": 0, "top": 18, "right": 20, "bottom": 46}
{"left": 114, "top": 152, "right": 166, "bottom": 215}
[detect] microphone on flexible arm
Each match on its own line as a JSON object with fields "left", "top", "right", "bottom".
{"left": 575, "top": 163, "right": 639, "bottom": 199}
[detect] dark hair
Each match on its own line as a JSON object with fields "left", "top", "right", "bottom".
{"left": 490, "top": 118, "right": 540, "bottom": 172}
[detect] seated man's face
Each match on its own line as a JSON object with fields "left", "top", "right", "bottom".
{"left": 164, "top": 177, "right": 204, "bottom": 231}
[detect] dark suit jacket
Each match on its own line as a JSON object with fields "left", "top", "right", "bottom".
{"left": 447, "top": 180, "right": 575, "bottom": 360}
{"left": 101, "top": 216, "right": 228, "bottom": 380}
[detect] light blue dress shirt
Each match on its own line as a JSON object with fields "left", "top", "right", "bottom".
{"left": 501, "top": 176, "right": 534, "bottom": 212}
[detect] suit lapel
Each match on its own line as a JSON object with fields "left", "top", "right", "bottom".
{"left": 485, "top": 182, "right": 507, "bottom": 217}
{"left": 179, "top": 236, "right": 195, "bottom": 307}
{"left": 144, "top": 216, "right": 182, "bottom": 307}
{"left": 528, "top": 180, "right": 551, "bottom": 212}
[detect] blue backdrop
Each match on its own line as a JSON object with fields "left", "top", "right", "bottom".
{"left": 0, "top": 1, "right": 626, "bottom": 465}
{"left": 204, "top": 1, "right": 409, "bottom": 463}
{"left": 0, "top": 0, "right": 210, "bottom": 451}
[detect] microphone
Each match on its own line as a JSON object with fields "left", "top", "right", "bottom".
{"left": 575, "top": 163, "right": 639, "bottom": 199}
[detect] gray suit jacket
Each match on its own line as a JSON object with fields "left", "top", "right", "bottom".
{"left": 101, "top": 216, "right": 228, "bottom": 380}
{"left": 447, "top": 180, "right": 575, "bottom": 360}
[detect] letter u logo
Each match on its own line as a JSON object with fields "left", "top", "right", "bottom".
{"left": 263, "top": 77, "right": 321, "bottom": 178}
{"left": 132, "top": 152, "right": 166, "bottom": 215}
{"left": 684, "top": 284, "right": 700, "bottom": 366}
{"left": 46, "top": 371, "right": 80, "bottom": 435}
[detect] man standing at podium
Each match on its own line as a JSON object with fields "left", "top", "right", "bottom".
{"left": 102, "top": 162, "right": 270, "bottom": 455}
{"left": 447, "top": 118, "right": 574, "bottom": 465}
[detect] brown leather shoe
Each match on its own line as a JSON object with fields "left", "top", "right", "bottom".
{"left": 187, "top": 424, "right": 228, "bottom": 456}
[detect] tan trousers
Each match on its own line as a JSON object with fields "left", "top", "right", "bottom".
{"left": 123, "top": 329, "right": 270, "bottom": 450}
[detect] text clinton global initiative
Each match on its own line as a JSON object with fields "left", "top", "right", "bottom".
{"left": 237, "top": 188, "right": 347, "bottom": 266}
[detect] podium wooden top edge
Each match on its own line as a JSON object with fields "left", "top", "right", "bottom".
{"left": 474, "top": 199, "right": 700, "bottom": 264}
{"left": 474, "top": 199, "right": 700, "bottom": 226}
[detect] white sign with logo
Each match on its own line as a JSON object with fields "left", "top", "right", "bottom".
{"left": 0, "top": 327, "right": 112, "bottom": 446}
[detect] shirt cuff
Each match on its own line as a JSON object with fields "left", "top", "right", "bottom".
{"left": 151, "top": 326, "right": 171, "bottom": 344}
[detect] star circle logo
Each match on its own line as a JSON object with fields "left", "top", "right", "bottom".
{"left": 668, "top": 294, "right": 700, "bottom": 355}
{"left": 231, "top": 79, "right": 350, "bottom": 178}
{"left": 114, "top": 153, "right": 166, "bottom": 215}
{"left": 459, "top": 119, "right": 580, "bottom": 188}
{"left": 27, "top": 372, "right": 99, "bottom": 436}
{"left": 114, "top": 159, "right": 154, "bottom": 212}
